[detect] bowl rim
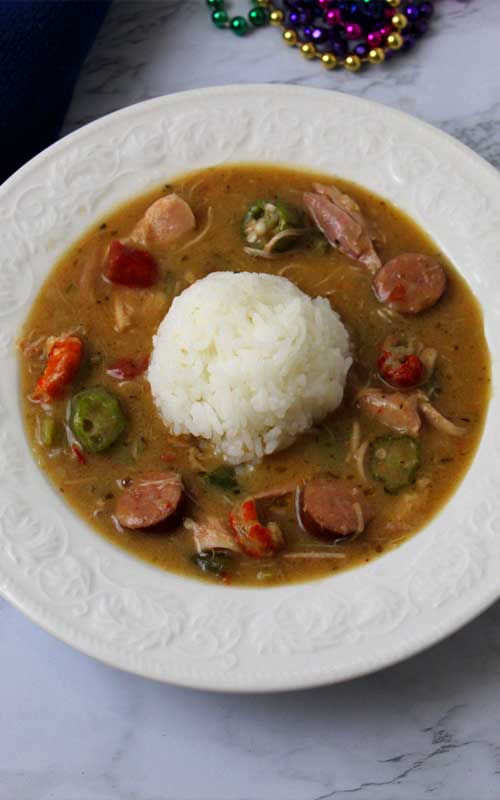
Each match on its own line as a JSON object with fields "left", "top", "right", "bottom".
{"left": 1, "top": 83, "right": 499, "bottom": 692}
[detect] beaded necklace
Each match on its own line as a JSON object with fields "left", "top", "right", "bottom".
{"left": 206, "top": 0, "right": 435, "bottom": 72}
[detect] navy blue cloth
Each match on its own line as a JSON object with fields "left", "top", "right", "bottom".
{"left": 0, "top": 0, "right": 111, "bottom": 184}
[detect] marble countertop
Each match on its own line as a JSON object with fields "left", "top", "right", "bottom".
{"left": 3, "top": 1, "right": 500, "bottom": 798}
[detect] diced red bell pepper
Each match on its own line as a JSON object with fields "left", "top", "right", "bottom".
{"left": 71, "top": 444, "right": 87, "bottom": 465}
{"left": 104, "top": 240, "right": 158, "bottom": 288}
{"left": 106, "top": 356, "right": 149, "bottom": 380}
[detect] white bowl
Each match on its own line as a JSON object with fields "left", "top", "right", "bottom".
{"left": 1, "top": 85, "right": 498, "bottom": 692}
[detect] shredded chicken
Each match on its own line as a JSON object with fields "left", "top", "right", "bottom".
{"left": 18, "top": 334, "right": 46, "bottom": 359}
{"left": 419, "top": 399, "right": 466, "bottom": 437}
{"left": 184, "top": 516, "right": 241, "bottom": 553}
{"left": 113, "top": 294, "right": 134, "bottom": 332}
{"left": 277, "top": 263, "right": 300, "bottom": 277}
{"left": 264, "top": 228, "right": 305, "bottom": 253}
{"left": 353, "top": 440, "right": 369, "bottom": 483}
{"left": 178, "top": 206, "right": 213, "bottom": 252}
{"left": 243, "top": 246, "right": 281, "bottom": 260}
{"left": 348, "top": 420, "right": 361, "bottom": 457}
{"left": 79, "top": 239, "right": 106, "bottom": 302}
{"left": 352, "top": 502, "right": 365, "bottom": 534}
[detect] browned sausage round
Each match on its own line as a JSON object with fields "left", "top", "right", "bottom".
{"left": 115, "top": 471, "right": 184, "bottom": 530}
{"left": 301, "top": 479, "right": 373, "bottom": 538}
{"left": 373, "top": 253, "right": 446, "bottom": 314}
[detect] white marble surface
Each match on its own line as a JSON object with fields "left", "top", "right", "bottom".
{"left": 3, "top": 1, "right": 500, "bottom": 798}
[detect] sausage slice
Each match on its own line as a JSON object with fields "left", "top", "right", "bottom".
{"left": 115, "top": 470, "right": 184, "bottom": 530}
{"left": 373, "top": 253, "right": 446, "bottom": 314}
{"left": 301, "top": 479, "right": 373, "bottom": 538}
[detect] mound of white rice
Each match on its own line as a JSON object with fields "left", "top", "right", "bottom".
{"left": 148, "top": 271, "right": 351, "bottom": 464}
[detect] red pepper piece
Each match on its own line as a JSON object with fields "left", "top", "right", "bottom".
{"left": 71, "top": 444, "right": 87, "bottom": 465}
{"left": 104, "top": 240, "right": 158, "bottom": 288}
{"left": 106, "top": 356, "right": 149, "bottom": 380}
{"left": 378, "top": 350, "right": 424, "bottom": 389}
{"left": 32, "top": 335, "right": 84, "bottom": 402}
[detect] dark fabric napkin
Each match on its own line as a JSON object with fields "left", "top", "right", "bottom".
{"left": 0, "top": 0, "right": 111, "bottom": 184}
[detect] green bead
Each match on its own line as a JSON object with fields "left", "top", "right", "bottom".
{"left": 231, "top": 15, "right": 248, "bottom": 35}
{"left": 212, "top": 8, "right": 228, "bottom": 26}
{"left": 249, "top": 6, "right": 267, "bottom": 26}
{"left": 206, "top": 0, "right": 224, "bottom": 7}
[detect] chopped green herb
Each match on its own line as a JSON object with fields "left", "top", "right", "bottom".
{"left": 205, "top": 465, "right": 240, "bottom": 493}
{"left": 192, "top": 548, "right": 233, "bottom": 578}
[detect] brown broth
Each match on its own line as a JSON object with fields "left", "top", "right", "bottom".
{"left": 19, "top": 164, "right": 491, "bottom": 586}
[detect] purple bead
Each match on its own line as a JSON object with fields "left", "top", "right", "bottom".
{"left": 300, "top": 7, "right": 313, "bottom": 23}
{"left": 311, "top": 26, "right": 327, "bottom": 42}
{"left": 287, "top": 11, "right": 300, "bottom": 26}
{"left": 405, "top": 5, "right": 420, "bottom": 20}
{"left": 331, "top": 39, "right": 348, "bottom": 57}
{"left": 302, "top": 25, "right": 313, "bottom": 39}
{"left": 418, "top": 1, "right": 434, "bottom": 18}
{"left": 354, "top": 42, "right": 369, "bottom": 58}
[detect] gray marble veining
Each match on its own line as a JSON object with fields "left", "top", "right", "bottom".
{"left": 3, "top": 1, "right": 500, "bottom": 798}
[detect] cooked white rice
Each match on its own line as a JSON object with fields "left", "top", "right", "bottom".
{"left": 148, "top": 271, "right": 351, "bottom": 464}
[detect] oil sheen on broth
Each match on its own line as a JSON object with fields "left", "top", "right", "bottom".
{"left": 19, "top": 165, "right": 491, "bottom": 586}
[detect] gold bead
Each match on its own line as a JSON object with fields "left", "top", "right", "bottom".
{"left": 283, "top": 28, "right": 297, "bottom": 46}
{"left": 391, "top": 13, "right": 407, "bottom": 29}
{"left": 300, "top": 42, "right": 317, "bottom": 60}
{"left": 256, "top": 0, "right": 269, "bottom": 5}
{"left": 321, "top": 52, "right": 337, "bottom": 70}
{"left": 385, "top": 0, "right": 400, "bottom": 7}
{"left": 269, "top": 9, "right": 283, "bottom": 25}
{"left": 386, "top": 32, "right": 403, "bottom": 49}
{"left": 344, "top": 54, "right": 361, "bottom": 72}
{"left": 368, "top": 47, "right": 385, "bottom": 64}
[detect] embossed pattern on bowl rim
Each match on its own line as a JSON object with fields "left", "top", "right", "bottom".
{"left": 0, "top": 84, "right": 499, "bottom": 692}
